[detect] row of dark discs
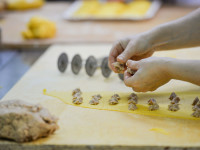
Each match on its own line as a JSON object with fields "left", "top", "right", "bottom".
{"left": 57, "top": 53, "right": 124, "bottom": 80}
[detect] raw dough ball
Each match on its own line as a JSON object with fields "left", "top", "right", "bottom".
{"left": 168, "top": 103, "right": 179, "bottom": 111}
{"left": 128, "top": 103, "right": 137, "bottom": 111}
{"left": 89, "top": 94, "right": 102, "bottom": 105}
{"left": 109, "top": 94, "right": 120, "bottom": 105}
{"left": 89, "top": 99, "right": 99, "bottom": 105}
{"left": 73, "top": 97, "right": 83, "bottom": 105}
{"left": 74, "top": 92, "right": 81, "bottom": 97}
{"left": 112, "top": 94, "right": 120, "bottom": 100}
{"left": 192, "top": 97, "right": 199, "bottom": 106}
{"left": 92, "top": 94, "right": 102, "bottom": 100}
{"left": 169, "top": 92, "right": 177, "bottom": 100}
{"left": 171, "top": 97, "right": 180, "bottom": 104}
{"left": 192, "top": 102, "right": 200, "bottom": 111}
{"left": 72, "top": 88, "right": 83, "bottom": 104}
{"left": 127, "top": 68, "right": 136, "bottom": 75}
{"left": 109, "top": 97, "right": 118, "bottom": 105}
{"left": 112, "top": 62, "right": 125, "bottom": 73}
{"left": 128, "top": 93, "right": 138, "bottom": 100}
{"left": 191, "top": 97, "right": 200, "bottom": 117}
{"left": 72, "top": 88, "right": 81, "bottom": 96}
{"left": 148, "top": 98, "right": 159, "bottom": 111}
{"left": 0, "top": 100, "right": 58, "bottom": 142}
{"left": 192, "top": 108, "right": 200, "bottom": 118}
{"left": 128, "top": 93, "right": 138, "bottom": 109}
{"left": 128, "top": 97, "right": 138, "bottom": 104}
{"left": 148, "top": 98, "right": 157, "bottom": 105}
{"left": 168, "top": 95, "right": 180, "bottom": 112}
{"left": 149, "top": 104, "right": 159, "bottom": 111}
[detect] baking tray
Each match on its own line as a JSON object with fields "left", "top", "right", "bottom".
{"left": 63, "top": 0, "right": 162, "bottom": 21}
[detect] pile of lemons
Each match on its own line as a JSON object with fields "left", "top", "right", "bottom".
{"left": 7, "top": 0, "right": 44, "bottom": 10}
{"left": 22, "top": 16, "right": 56, "bottom": 39}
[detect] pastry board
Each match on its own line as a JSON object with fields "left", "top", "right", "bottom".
{"left": 1, "top": 44, "right": 200, "bottom": 149}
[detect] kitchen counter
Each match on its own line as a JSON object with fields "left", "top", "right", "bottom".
{"left": 0, "top": 2, "right": 198, "bottom": 49}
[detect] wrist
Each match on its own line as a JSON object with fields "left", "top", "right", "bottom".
{"left": 145, "top": 25, "right": 170, "bottom": 51}
{"left": 161, "top": 57, "right": 176, "bottom": 80}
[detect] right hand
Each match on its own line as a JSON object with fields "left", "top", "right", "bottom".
{"left": 124, "top": 58, "right": 171, "bottom": 92}
{"left": 108, "top": 33, "right": 156, "bottom": 73}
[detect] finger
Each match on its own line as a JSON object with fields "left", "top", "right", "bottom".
{"left": 124, "top": 70, "right": 136, "bottom": 87}
{"left": 110, "top": 41, "right": 124, "bottom": 59}
{"left": 124, "top": 70, "right": 131, "bottom": 81}
{"left": 132, "top": 87, "right": 138, "bottom": 92}
{"left": 117, "top": 40, "right": 136, "bottom": 63}
{"left": 108, "top": 42, "right": 124, "bottom": 71}
{"left": 124, "top": 68, "right": 143, "bottom": 88}
{"left": 126, "top": 60, "right": 140, "bottom": 70}
{"left": 130, "top": 51, "right": 154, "bottom": 61}
{"left": 132, "top": 87, "right": 148, "bottom": 93}
{"left": 108, "top": 55, "right": 116, "bottom": 70}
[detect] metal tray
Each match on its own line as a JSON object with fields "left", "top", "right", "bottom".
{"left": 63, "top": 0, "right": 162, "bottom": 21}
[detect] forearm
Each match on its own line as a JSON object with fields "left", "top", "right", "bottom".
{"left": 166, "top": 58, "right": 200, "bottom": 85}
{"left": 146, "top": 8, "right": 200, "bottom": 51}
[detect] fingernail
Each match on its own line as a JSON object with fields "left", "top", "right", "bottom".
{"left": 117, "top": 55, "right": 123, "bottom": 60}
{"left": 126, "top": 60, "right": 131, "bottom": 66}
{"left": 124, "top": 75, "right": 129, "bottom": 80}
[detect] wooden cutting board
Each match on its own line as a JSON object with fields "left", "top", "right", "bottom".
{"left": 1, "top": 44, "right": 200, "bottom": 150}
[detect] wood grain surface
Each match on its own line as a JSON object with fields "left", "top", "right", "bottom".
{"left": 1, "top": 44, "right": 200, "bottom": 150}
{"left": 0, "top": 2, "right": 198, "bottom": 49}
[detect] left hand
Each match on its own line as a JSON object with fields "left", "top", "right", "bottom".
{"left": 124, "top": 57, "right": 171, "bottom": 92}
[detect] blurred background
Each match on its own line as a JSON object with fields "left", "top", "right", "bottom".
{"left": 0, "top": 0, "right": 199, "bottom": 99}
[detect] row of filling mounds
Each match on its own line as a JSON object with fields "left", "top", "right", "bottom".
{"left": 71, "top": 89, "right": 200, "bottom": 118}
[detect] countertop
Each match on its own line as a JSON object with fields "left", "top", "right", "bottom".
{"left": 0, "top": 2, "right": 198, "bottom": 49}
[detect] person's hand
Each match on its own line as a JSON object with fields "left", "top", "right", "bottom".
{"left": 124, "top": 57, "right": 171, "bottom": 92}
{"left": 109, "top": 33, "right": 156, "bottom": 73}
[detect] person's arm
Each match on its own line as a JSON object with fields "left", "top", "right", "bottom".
{"left": 109, "top": 8, "right": 200, "bottom": 73}
{"left": 167, "top": 59, "right": 200, "bottom": 85}
{"left": 148, "top": 8, "right": 200, "bottom": 51}
{"left": 124, "top": 58, "right": 200, "bottom": 92}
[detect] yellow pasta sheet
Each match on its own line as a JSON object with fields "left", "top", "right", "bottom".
{"left": 43, "top": 89, "right": 200, "bottom": 120}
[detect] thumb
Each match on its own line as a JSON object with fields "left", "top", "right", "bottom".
{"left": 124, "top": 67, "right": 140, "bottom": 87}
{"left": 116, "top": 39, "right": 132, "bottom": 63}
{"left": 117, "top": 40, "right": 137, "bottom": 63}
